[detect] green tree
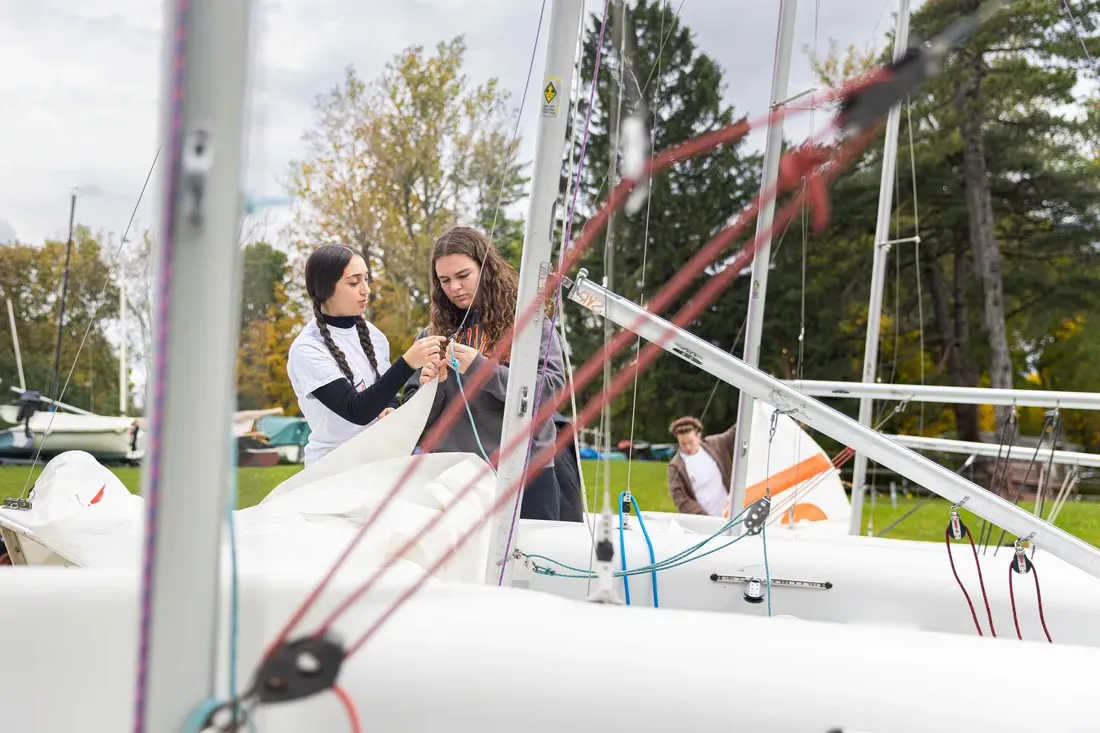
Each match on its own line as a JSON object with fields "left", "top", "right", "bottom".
{"left": 286, "top": 37, "right": 527, "bottom": 349}
{"left": 560, "top": 0, "right": 762, "bottom": 442}
{"left": 803, "top": 1, "right": 1100, "bottom": 451}
{"left": 235, "top": 241, "right": 303, "bottom": 411}
{"left": 240, "top": 241, "right": 289, "bottom": 331}
{"left": 0, "top": 230, "right": 122, "bottom": 414}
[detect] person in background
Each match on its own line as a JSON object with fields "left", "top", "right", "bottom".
{"left": 287, "top": 244, "right": 444, "bottom": 466}
{"left": 399, "top": 226, "right": 570, "bottom": 522}
{"left": 666, "top": 416, "right": 737, "bottom": 516}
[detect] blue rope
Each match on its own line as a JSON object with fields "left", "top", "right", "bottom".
{"left": 523, "top": 505, "right": 751, "bottom": 580}
{"left": 617, "top": 495, "right": 631, "bottom": 605}
{"left": 619, "top": 491, "right": 659, "bottom": 607}
{"left": 449, "top": 343, "right": 495, "bottom": 470}
{"left": 183, "top": 435, "right": 252, "bottom": 733}
{"left": 762, "top": 524, "right": 772, "bottom": 617}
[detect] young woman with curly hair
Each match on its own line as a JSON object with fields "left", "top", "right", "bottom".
{"left": 287, "top": 244, "right": 445, "bottom": 466}
{"left": 399, "top": 226, "right": 578, "bottom": 522}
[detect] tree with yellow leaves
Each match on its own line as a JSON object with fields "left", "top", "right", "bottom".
{"left": 285, "top": 36, "right": 527, "bottom": 350}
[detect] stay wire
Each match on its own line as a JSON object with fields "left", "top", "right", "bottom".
{"left": 455, "top": 0, "right": 547, "bottom": 341}
{"left": 494, "top": 0, "right": 612, "bottom": 584}
{"left": 625, "top": 0, "right": 666, "bottom": 498}
{"left": 19, "top": 145, "right": 162, "bottom": 499}
{"left": 266, "top": 55, "right": 930, "bottom": 654}
{"left": 340, "top": 130, "right": 881, "bottom": 660}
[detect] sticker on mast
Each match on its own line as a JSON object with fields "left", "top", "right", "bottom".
{"left": 541, "top": 77, "right": 561, "bottom": 118}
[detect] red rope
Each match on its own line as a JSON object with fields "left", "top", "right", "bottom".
{"left": 944, "top": 525, "right": 996, "bottom": 637}
{"left": 333, "top": 685, "right": 363, "bottom": 733}
{"left": 340, "top": 132, "right": 878, "bottom": 657}
{"left": 1008, "top": 558, "right": 1054, "bottom": 643}
{"left": 262, "top": 71, "right": 888, "bottom": 660}
{"left": 263, "top": 101, "right": 794, "bottom": 655}
{"left": 945, "top": 527, "right": 985, "bottom": 636}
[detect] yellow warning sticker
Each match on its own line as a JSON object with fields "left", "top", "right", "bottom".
{"left": 541, "top": 76, "right": 562, "bottom": 118}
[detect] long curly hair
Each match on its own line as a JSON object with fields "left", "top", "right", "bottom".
{"left": 428, "top": 227, "right": 520, "bottom": 357}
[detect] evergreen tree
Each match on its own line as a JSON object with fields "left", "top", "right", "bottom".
{"left": 805, "top": 1, "right": 1100, "bottom": 449}
{"left": 559, "top": 0, "right": 762, "bottom": 443}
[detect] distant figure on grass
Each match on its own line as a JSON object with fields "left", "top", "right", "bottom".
{"left": 666, "top": 416, "right": 737, "bottom": 517}
{"left": 398, "top": 226, "right": 580, "bottom": 522}
{"left": 287, "top": 244, "right": 444, "bottom": 466}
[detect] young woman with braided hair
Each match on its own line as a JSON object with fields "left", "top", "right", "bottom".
{"left": 288, "top": 244, "right": 445, "bottom": 466}
{"left": 398, "top": 226, "right": 580, "bottom": 522}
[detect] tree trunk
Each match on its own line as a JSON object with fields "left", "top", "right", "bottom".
{"left": 927, "top": 244, "right": 982, "bottom": 446}
{"left": 956, "top": 49, "right": 1014, "bottom": 429}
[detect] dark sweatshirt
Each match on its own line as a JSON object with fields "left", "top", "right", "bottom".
{"left": 400, "top": 311, "right": 566, "bottom": 468}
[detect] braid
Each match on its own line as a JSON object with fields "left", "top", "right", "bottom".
{"left": 313, "top": 302, "right": 354, "bottom": 383}
{"left": 354, "top": 317, "right": 381, "bottom": 379}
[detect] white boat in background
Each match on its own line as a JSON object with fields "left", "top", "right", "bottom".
{"left": 0, "top": 410, "right": 143, "bottom": 463}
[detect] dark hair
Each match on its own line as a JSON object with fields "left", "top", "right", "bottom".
{"left": 428, "top": 227, "right": 520, "bottom": 358}
{"left": 669, "top": 416, "right": 703, "bottom": 436}
{"left": 305, "top": 244, "right": 380, "bottom": 382}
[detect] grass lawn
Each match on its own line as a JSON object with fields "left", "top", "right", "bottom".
{"left": 2, "top": 460, "right": 1097, "bottom": 547}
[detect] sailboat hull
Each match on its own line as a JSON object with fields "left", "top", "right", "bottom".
{"left": 516, "top": 514, "right": 1100, "bottom": 646}
{"left": 0, "top": 566, "right": 1095, "bottom": 732}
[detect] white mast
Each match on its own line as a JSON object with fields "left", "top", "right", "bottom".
{"left": 563, "top": 272, "right": 1100, "bottom": 581}
{"left": 119, "top": 286, "right": 128, "bottom": 415}
{"left": 848, "top": 0, "right": 912, "bottom": 535}
{"left": 726, "top": 0, "right": 800, "bottom": 527}
{"left": 787, "top": 379, "right": 1100, "bottom": 411}
{"left": 6, "top": 299, "right": 25, "bottom": 391}
{"left": 135, "top": 0, "right": 255, "bottom": 730}
{"left": 486, "top": 0, "right": 584, "bottom": 584}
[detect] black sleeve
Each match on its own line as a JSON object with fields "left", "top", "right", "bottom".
{"left": 310, "top": 358, "right": 415, "bottom": 425}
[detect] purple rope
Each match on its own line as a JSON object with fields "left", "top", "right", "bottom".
{"left": 496, "top": 0, "right": 612, "bottom": 585}
{"left": 133, "top": 0, "right": 190, "bottom": 729}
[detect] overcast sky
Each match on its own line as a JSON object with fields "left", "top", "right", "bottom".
{"left": 0, "top": 0, "right": 916, "bottom": 246}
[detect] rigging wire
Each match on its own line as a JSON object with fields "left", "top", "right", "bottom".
{"left": 263, "top": 0, "right": 1015, "bottom": 676}
{"left": 991, "top": 412, "right": 1060, "bottom": 554}
{"left": 17, "top": 145, "right": 162, "bottom": 500}
{"left": 454, "top": 0, "right": 547, "bottom": 341}
{"left": 698, "top": 211, "right": 796, "bottom": 423}
{"left": 264, "top": 41, "right": 933, "bottom": 662}
{"left": 598, "top": 0, "right": 630, "bottom": 538}
{"left": 554, "top": 8, "right": 596, "bottom": 550}
{"left": 1061, "top": 0, "right": 1097, "bottom": 68}
{"left": 905, "top": 97, "right": 926, "bottom": 436}
{"left": 624, "top": 0, "right": 666, "bottom": 501}
{"left": 338, "top": 130, "right": 880, "bottom": 658}
{"left": 976, "top": 407, "right": 1019, "bottom": 553}
{"left": 493, "top": 0, "right": 612, "bottom": 585}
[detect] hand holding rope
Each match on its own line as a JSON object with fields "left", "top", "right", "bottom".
{"left": 229, "top": 4, "right": 1011, "bottom": 723}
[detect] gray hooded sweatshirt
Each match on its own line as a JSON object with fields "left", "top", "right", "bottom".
{"left": 400, "top": 311, "right": 566, "bottom": 468}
